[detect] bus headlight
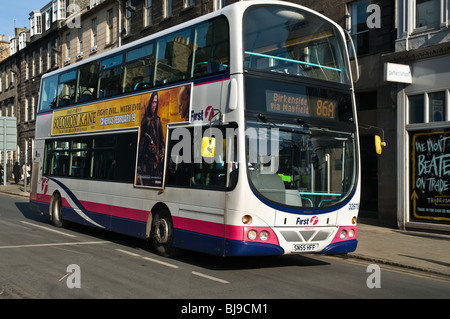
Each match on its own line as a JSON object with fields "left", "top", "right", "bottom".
{"left": 349, "top": 228, "right": 355, "bottom": 238}
{"left": 259, "top": 230, "right": 270, "bottom": 241}
{"left": 339, "top": 229, "right": 347, "bottom": 239}
{"left": 247, "top": 230, "right": 258, "bottom": 240}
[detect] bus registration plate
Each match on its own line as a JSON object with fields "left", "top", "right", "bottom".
{"left": 292, "top": 244, "right": 317, "bottom": 252}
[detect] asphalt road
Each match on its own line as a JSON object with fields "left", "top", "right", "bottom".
{"left": 0, "top": 194, "right": 449, "bottom": 304}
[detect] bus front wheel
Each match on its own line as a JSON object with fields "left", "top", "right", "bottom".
{"left": 152, "top": 208, "right": 178, "bottom": 257}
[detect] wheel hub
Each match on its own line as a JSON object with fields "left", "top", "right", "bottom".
{"left": 155, "top": 218, "right": 170, "bottom": 244}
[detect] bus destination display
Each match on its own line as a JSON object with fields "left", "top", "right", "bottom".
{"left": 265, "top": 90, "right": 336, "bottom": 120}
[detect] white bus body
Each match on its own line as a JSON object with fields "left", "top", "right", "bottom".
{"left": 30, "top": 1, "right": 360, "bottom": 257}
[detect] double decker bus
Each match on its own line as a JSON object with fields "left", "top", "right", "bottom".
{"left": 30, "top": 1, "right": 360, "bottom": 257}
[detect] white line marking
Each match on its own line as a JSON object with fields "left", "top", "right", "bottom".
{"left": 0, "top": 241, "right": 110, "bottom": 249}
{"left": 142, "top": 256, "right": 179, "bottom": 269}
{"left": 20, "top": 221, "right": 76, "bottom": 238}
{"left": 191, "top": 271, "right": 230, "bottom": 284}
{"left": 115, "top": 249, "right": 141, "bottom": 257}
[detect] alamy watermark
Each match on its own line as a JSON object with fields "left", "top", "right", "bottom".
{"left": 169, "top": 125, "right": 280, "bottom": 171}
{"left": 366, "top": 264, "right": 381, "bottom": 288}
{"left": 366, "top": 4, "right": 381, "bottom": 29}
{"left": 66, "top": 4, "right": 82, "bottom": 29}
{"left": 63, "top": 264, "right": 81, "bottom": 289}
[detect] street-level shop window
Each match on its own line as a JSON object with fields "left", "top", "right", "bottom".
{"left": 409, "top": 94, "right": 425, "bottom": 124}
{"left": 428, "top": 91, "right": 446, "bottom": 122}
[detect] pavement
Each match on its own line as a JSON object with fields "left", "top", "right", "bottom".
{"left": 1, "top": 180, "right": 449, "bottom": 279}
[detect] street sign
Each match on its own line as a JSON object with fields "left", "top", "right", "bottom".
{"left": 0, "top": 117, "right": 17, "bottom": 186}
{"left": 0, "top": 117, "right": 17, "bottom": 151}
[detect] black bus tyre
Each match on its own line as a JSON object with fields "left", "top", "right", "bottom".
{"left": 51, "top": 193, "right": 67, "bottom": 228}
{"left": 152, "top": 208, "right": 178, "bottom": 257}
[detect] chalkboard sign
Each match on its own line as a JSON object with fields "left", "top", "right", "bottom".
{"left": 410, "top": 130, "right": 450, "bottom": 222}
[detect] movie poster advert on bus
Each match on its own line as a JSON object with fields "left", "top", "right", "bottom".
{"left": 135, "top": 84, "right": 192, "bottom": 188}
{"left": 51, "top": 95, "right": 142, "bottom": 135}
{"left": 410, "top": 130, "right": 450, "bottom": 223}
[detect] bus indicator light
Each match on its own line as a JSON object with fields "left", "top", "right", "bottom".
{"left": 242, "top": 215, "right": 252, "bottom": 225}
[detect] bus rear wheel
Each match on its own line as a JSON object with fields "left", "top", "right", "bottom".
{"left": 51, "top": 193, "right": 66, "bottom": 228}
{"left": 152, "top": 208, "right": 178, "bottom": 257}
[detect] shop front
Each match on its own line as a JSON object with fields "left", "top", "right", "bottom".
{"left": 396, "top": 53, "right": 450, "bottom": 232}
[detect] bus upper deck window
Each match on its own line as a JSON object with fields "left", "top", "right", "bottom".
{"left": 39, "top": 74, "right": 58, "bottom": 112}
{"left": 193, "top": 18, "right": 229, "bottom": 78}
{"left": 124, "top": 43, "right": 154, "bottom": 92}
{"left": 77, "top": 61, "right": 99, "bottom": 103}
{"left": 155, "top": 29, "right": 193, "bottom": 85}
{"left": 99, "top": 54, "right": 124, "bottom": 98}
{"left": 56, "top": 70, "right": 77, "bottom": 107}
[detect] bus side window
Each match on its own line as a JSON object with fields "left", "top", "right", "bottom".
{"left": 155, "top": 29, "right": 194, "bottom": 85}
{"left": 193, "top": 17, "right": 229, "bottom": 78}
{"left": 77, "top": 61, "right": 99, "bottom": 102}
{"left": 99, "top": 54, "right": 124, "bottom": 98}
{"left": 45, "top": 140, "right": 70, "bottom": 176}
{"left": 124, "top": 43, "right": 154, "bottom": 92}
{"left": 39, "top": 74, "right": 59, "bottom": 111}
{"left": 56, "top": 70, "right": 77, "bottom": 107}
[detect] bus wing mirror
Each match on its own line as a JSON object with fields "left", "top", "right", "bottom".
{"left": 202, "top": 137, "right": 216, "bottom": 158}
{"left": 375, "top": 135, "right": 386, "bottom": 155}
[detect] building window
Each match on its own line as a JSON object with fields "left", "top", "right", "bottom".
{"left": 125, "top": 1, "right": 132, "bottom": 35}
{"left": 183, "top": 0, "right": 194, "bottom": 9}
{"left": 31, "top": 96, "right": 35, "bottom": 120}
{"left": 53, "top": 0, "right": 66, "bottom": 21}
{"left": 45, "top": 10, "right": 51, "bottom": 31}
{"left": 107, "top": 9, "right": 114, "bottom": 44}
{"left": 163, "top": 0, "right": 172, "bottom": 18}
{"left": 55, "top": 37, "right": 60, "bottom": 67}
{"left": 215, "top": 0, "right": 225, "bottom": 10}
{"left": 144, "top": 0, "right": 152, "bottom": 27}
{"left": 408, "top": 91, "right": 449, "bottom": 124}
{"left": 348, "top": 0, "right": 370, "bottom": 56}
{"left": 428, "top": 91, "right": 446, "bottom": 122}
{"left": 91, "top": 18, "right": 97, "bottom": 50}
{"left": 59, "top": 0, "right": 66, "bottom": 20}
{"left": 409, "top": 94, "right": 425, "bottom": 124}
{"left": 32, "top": 51, "right": 36, "bottom": 77}
{"left": 24, "top": 98, "right": 28, "bottom": 122}
{"left": 47, "top": 42, "right": 52, "bottom": 69}
{"left": 416, "top": 0, "right": 440, "bottom": 28}
{"left": 77, "top": 27, "right": 83, "bottom": 57}
{"left": 19, "top": 32, "right": 27, "bottom": 50}
{"left": 66, "top": 33, "right": 71, "bottom": 63}
{"left": 40, "top": 47, "right": 43, "bottom": 73}
{"left": 36, "top": 15, "right": 43, "bottom": 34}
{"left": 26, "top": 56, "right": 29, "bottom": 80}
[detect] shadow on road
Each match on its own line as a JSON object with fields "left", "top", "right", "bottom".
{"left": 15, "top": 201, "right": 330, "bottom": 272}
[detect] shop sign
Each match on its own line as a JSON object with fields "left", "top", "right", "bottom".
{"left": 384, "top": 62, "right": 412, "bottom": 84}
